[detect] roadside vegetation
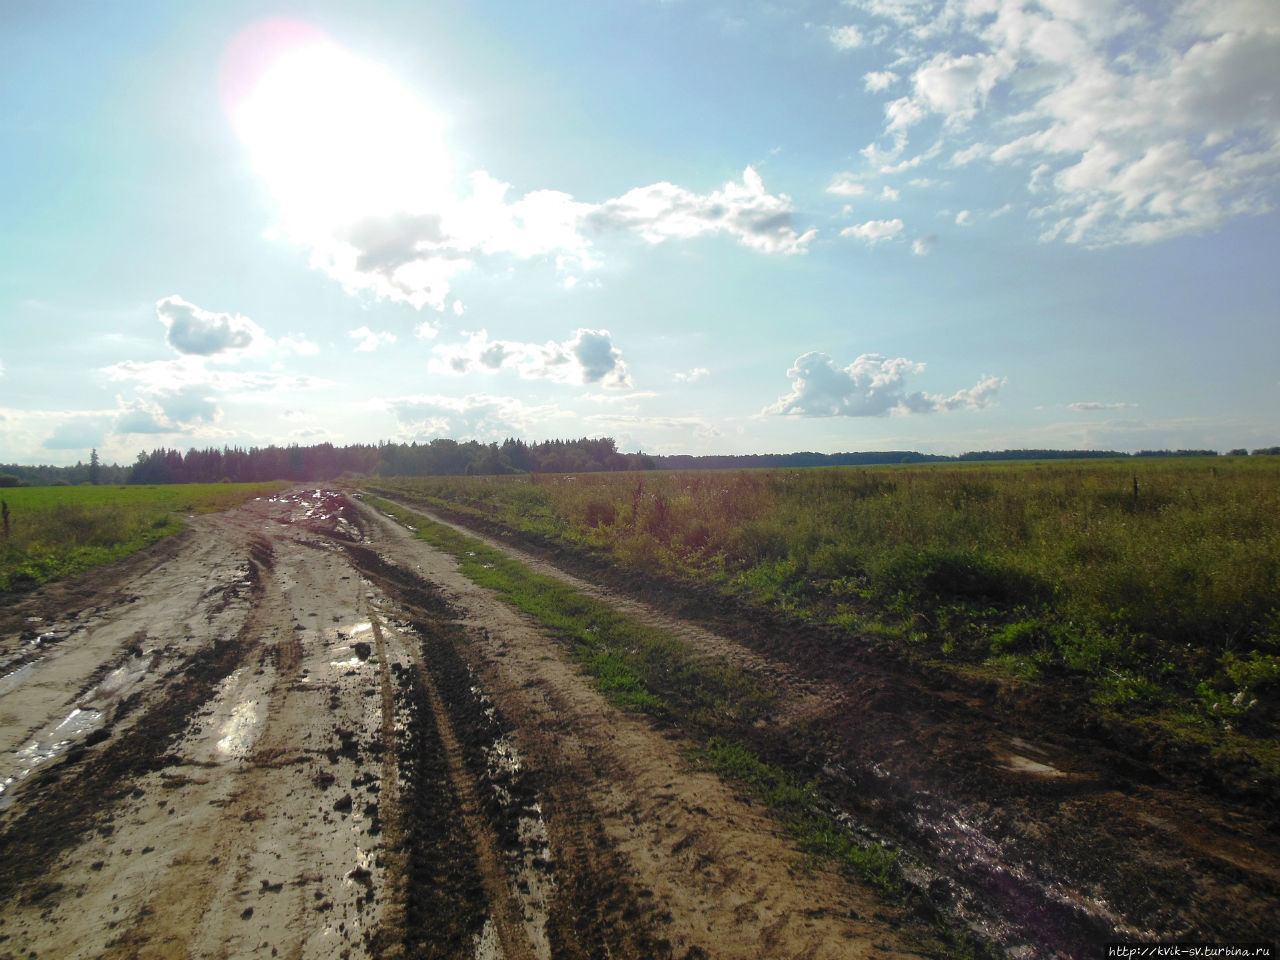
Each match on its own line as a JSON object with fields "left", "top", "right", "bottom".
{"left": 0, "top": 482, "right": 288, "bottom": 591}
{"left": 366, "top": 458, "right": 1280, "bottom": 774}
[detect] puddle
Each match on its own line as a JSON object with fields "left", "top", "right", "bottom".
{"left": 216, "top": 698, "right": 264, "bottom": 757}
{"left": 0, "top": 707, "right": 106, "bottom": 810}
{"left": 0, "top": 659, "right": 41, "bottom": 696}
{"left": 822, "top": 754, "right": 1134, "bottom": 957}
{"left": 999, "top": 738, "right": 1066, "bottom": 778}
{"left": 1003, "top": 754, "right": 1065, "bottom": 778}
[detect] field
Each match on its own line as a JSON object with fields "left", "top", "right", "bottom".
{"left": 366, "top": 458, "right": 1280, "bottom": 770}
{"left": 0, "top": 482, "right": 290, "bottom": 591}
{"left": 2, "top": 481, "right": 1278, "bottom": 956}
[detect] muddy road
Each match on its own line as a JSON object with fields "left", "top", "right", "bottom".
{"left": 0, "top": 490, "right": 954, "bottom": 959}
{"left": 2, "top": 488, "right": 1277, "bottom": 958}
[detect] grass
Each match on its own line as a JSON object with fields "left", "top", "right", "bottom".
{"left": 366, "top": 458, "right": 1280, "bottom": 773}
{"left": 0, "top": 482, "right": 289, "bottom": 592}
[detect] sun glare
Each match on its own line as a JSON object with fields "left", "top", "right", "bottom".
{"left": 222, "top": 19, "right": 451, "bottom": 236}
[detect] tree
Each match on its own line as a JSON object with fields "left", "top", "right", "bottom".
{"left": 89, "top": 448, "right": 101, "bottom": 485}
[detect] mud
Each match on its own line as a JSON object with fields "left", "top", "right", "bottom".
{"left": 0, "top": 490, "right": 951, "bottom": 959}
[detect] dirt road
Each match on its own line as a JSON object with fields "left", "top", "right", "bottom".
{"left": 0, "top": 490, "right": 951, "bottom": 959}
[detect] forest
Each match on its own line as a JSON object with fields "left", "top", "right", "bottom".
{"left": 1, "top": 439, "right": 1276, "bottom": 487}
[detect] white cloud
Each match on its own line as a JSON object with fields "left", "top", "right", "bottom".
{"left": 829, "top": 25, "right": 864, "bottom": 50}
{"left": 156, "top": 296, "right": 268, "bottom": 357}
{"left": 854, "top": 0, "right": 1280, "bottom": 244}
{"left": 864, "top": 70, "right": 899, "bottom": 92}
{"left": 430, "top": 328, "right": 632, "bottom": 389}
{"left": 881, "top": 186, "right": 900, "bottom": 201}
{"left": 912, "top": 234, "right": 937, "bottom": 255}
{"left": 588, "top": 167, "right": 815, "bottom": 255}
{"left": 955, "top": 209, "right": 971, "bottom": 225}
{"left": 269, "top": 155, "right": 813, "bottom": 308}
{"left": 675, "top": 367, "right": 710, "bottom": 382}
{"left": 841, "top": 218, "right": 905, "bottom": 242}
{"left": 826, "top": 173, "right": 868, "bottom": 197}
{"left": 348, "top": 326, "right": 397, "bottom": 352}
{"left": 765, "top": 351, "right": 1004, "bottom": 417}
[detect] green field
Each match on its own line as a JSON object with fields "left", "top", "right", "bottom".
{"left": 368, "top": 458, "right": 1280, "bottom": 768}
{"left": 0, "top": 482, "right": 289, "bottom": 592}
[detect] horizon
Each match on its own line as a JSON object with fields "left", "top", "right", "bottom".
{"left": 3, "top": 437, "right": 1263, "bottom": 475}
{"left": 3, "top": 1, "right": 1277, "bottom": 468}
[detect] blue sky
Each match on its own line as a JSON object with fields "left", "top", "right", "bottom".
{"left": 2, "top": 0, "right": 1277, "bottom": 466}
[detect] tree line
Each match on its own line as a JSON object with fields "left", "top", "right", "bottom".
{"left": 1, "top": 441, "right": 1276, "bottom": 487}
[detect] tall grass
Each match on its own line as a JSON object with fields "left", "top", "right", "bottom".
{"left": 369, "top": 459, "right": 1280, "bottom": 755}
{"left": 0, "top": 482, "right": 288, "bottom": 591}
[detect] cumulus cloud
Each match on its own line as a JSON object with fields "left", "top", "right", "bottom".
{"left": 864, "top": 70, "right": 899, "bottom": 92}
{"left": 348, "top": 326, "right": 398, "bottom": 352}
{"left": 840, "top": 218, "right": 905, "bottom": 242}
{"left": 277, "top": 165, "right": 814, "bottom": 310}
{"left": 675, "top": 367, "right": 710, "bottom": 382}
{"left": 587, "top": 167, "right": 815, "bottom": 255}
{"left": 853, "top": 0, "right": 1280, "bottom": 244}
{"left": 828, "top": 25, "right": 864, "bottom": 50}
{"left": 156, "top": 296, "right": 268, "bottom": 357}
{"left": 826, "top": 173, "right": 868, "bottom": 197}
{"left": 765, "top": 351, "right": 1004, "bottom": 417}
{"left": 430, "top": 328, "right": 632, "bottom": 389}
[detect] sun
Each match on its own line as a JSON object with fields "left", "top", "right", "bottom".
{"left": 221, "top": 19, "right": 452, "bottom": 236}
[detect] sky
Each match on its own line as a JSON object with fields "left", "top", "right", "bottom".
{"left": 1, "top": 0, "right": 1277, "bottom": 467}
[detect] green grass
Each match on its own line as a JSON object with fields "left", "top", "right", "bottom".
{"left": 0, "top": 482, "right": 289, "bottom": 592}
{"left": 367, "top": 459, "right": 1280, "bottom": 773}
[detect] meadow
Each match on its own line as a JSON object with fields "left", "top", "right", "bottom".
{"left": 368, "top": 458, "right": 1280, "bottom": 765}
{"left": 0, "top": 482, "right": 288, "bottom": 592}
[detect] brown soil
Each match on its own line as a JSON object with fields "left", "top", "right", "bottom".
{"left": 0, "top": 490, "right": 954, "bottom": 959}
